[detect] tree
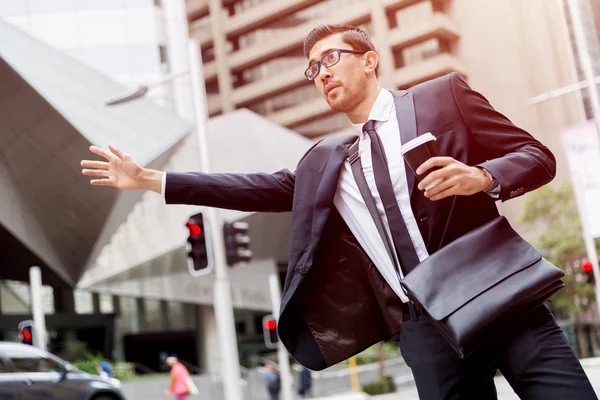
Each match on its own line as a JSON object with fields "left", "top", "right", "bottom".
{"left": 520, "top": 181, "right": 596, "bottom": 356}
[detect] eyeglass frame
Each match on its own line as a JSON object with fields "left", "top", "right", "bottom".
{"left": 304, "top": 49, "right": 367, "bottom": 81}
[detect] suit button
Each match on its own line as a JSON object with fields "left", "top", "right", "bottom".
{"left": 298, "top": 267, "right": 307, "bottom": 275}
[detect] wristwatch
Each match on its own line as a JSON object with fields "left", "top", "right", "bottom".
{"left": 480, "top": 167, "right": 499, "bottom": 195}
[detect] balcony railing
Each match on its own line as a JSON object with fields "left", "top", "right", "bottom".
{"left": 206, "top": 13, "right": 461, "bottom": 115}
{"left": 190, "top": 0, "right": 433, "bottom": 47}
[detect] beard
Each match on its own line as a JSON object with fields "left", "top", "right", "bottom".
{"left": 325, "top": 82, "right": 364, "bottom": 113}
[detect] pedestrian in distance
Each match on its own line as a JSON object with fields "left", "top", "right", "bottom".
{"left": 164, "top": 356, "right": 196, "bottom": 400}
{"left": 82, "top": 23, "right": 597, "bottom": 400}
{"left": 298, "top": 366, "right": 312, "bottom": 398}
{"left": 97, "top": 360, "right": 112, "bottom": 379}
{"left": 263, "top": 363, "right": 281, "bottom": 400}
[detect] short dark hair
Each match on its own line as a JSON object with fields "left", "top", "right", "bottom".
{"left": 303, "top": 24, "right": 379, "bottom": 76}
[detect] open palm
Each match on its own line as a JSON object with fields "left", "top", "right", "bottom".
{"left": 81, "top": 144, "right": 143, "bottom": 190}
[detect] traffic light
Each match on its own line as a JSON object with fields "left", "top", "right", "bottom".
{"left": 18, "top": 320, "right": 34, "bottom": 346}
{"left": 223, "top": 221, "right": 252, "bottom": 266}
{"left": 581, "top": 260, "right": 596, "bottom": 284}
{"left": 262, "top": 314, "right": 278, "bottom": 349}
{"left": 186, "top": 212, "right": 211, "bottom": 273}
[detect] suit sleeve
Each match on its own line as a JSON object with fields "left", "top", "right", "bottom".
{"left": 448, "top": 72, "right": 556, "bottom": 201}
{"left": 165, "top": 169, "right": 295, "bottom": 212}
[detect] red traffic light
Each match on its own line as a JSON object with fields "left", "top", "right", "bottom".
{"left": 264, "top": 319, "right": 276, "bottom": 331}
{"left": 582, "top": 260, "right": 593, "bottom": 273}
{"left": 21, "top": 330, "right": 31, "bottom": 341}
{"left": 186, "top": 222, "right": 202, "bottom": 239}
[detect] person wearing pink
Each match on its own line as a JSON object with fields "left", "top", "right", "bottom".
{"left": 164, "top": 356, "right": 190, "bottom": 400}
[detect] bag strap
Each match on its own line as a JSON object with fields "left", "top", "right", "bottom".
{"left": 348, "top": 140, "right": 405, "bottom": 278}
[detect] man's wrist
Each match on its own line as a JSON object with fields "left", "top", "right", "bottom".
{"left": 478, "top": 167, "right": 500, "bottom": 195}
{"left": 139, "top": 168, "right": 164, "bottom": 194}
{"left": 477, "top": 167, "right": 493, "bottom": 191}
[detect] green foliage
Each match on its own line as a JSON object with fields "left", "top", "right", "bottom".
{"left": 362, "top": 376, "right": 396, "bottom": 395}
{"left": 339, "top": 342, "right": 398, "bottom": 366}
{"left": 72, "top": 352, "right": 104, "bottom": 375}
{"left": 72, "top": 353, "right": 136, "bottom": 381}
{"left": 520, "top": 182, "right": 596, "bottom": 314}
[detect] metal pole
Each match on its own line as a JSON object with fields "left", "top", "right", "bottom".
{"left": 187, "top": 39, "right": 243, "bottom": 400}
{"left": 572, "top": 174, "right": 600, "bottom": 319}
{"left": 347, "top": 357, "right": 360, "bottom": 392}
{"left": 268, "top": 273, "right": 294, "bottom": 400}
{"left": 29, "top": 267, "right": 46, "bottom": 351}
{"left": 566, "top": 0, "right": 600, "bottom": 140}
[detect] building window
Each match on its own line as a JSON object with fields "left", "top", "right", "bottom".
{"left": 74, "top": 290, "right": 93, "bottom": 314}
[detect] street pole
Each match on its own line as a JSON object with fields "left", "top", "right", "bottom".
{"left": 268, "top": 273, "right": 294, "bottom": 400}
{"left": 571, "top": 175, "right": 600, "bottom": 318}
{"left": 29, "top": 267, "right": 46, "bottom": 351}
{"left": 565, "top": 0, "right": 600, "bottom": 319}
{"left": 187, "top": 39, "right": 243, "bottom": 400}
{"left": 566, "top": 0, "right": 600, "bottom": 140}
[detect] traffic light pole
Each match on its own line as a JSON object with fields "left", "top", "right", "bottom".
{"left": 564, "top": 0, "right": 600, "bottom": 320}
{"left": 268, "top": 273, "right": 293, "bottom": 400}
{"left": 29, "top": 267, "right": 46, "bottom": 351}
{"left": 188, "top": 39, "right": 243, "bottom": 400}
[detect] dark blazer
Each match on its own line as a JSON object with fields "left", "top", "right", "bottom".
{"left": 165, "top": 73, "right": 556, "bottom": 370}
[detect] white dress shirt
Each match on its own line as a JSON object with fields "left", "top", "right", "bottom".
{"left": 161, "top": 89, "right": 429, "bottom": 302}
{"left": 333, "top": 89, "right": 429, "bottom": 302}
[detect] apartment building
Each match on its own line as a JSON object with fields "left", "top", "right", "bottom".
{"left": 189, "top": 0, "right": 463, "bottom": 138}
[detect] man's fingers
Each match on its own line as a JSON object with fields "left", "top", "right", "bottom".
{"left": 89, "top": 146, "right": 114, "bottom": 161}
{"left": 82, "top": 169, "right": 110, "bottom": 177}
{"left": 90, "top": 179, "right": 113, "bottom": 186}
{"left": 424, "top": 176, "right": 458, "bottom": 198}
{"left": 416, "top": 156, "right": 454, "bottom": 175}
{"left": 418, "top": 165, "right": 456, "bottom": 191}
{"left": 80, "top": 160, "right": 109, "bottom": 169}
{"left": 428, "top": 185, "right": 457, "bottom": 201}
{"left": 108, "top": 143, "right": 124, "bottom": 160}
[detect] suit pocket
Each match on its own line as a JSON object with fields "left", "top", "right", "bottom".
{"left": 430, "top": 121, "right": 454, "bottom": 137}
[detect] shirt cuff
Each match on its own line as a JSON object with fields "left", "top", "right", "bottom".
{"left": 479, "top": 166, "right": 500, "bottom": 199}
{"left": 161, "top": 172, "right": 167, "bottom": 202}
{"left": 487, "top": 183, "right": 501, "bottom": 199}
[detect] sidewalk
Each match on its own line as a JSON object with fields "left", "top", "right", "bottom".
{"left": 375, "top": 357, "right": 600, "bottom": 400}
{"left": 318, "top": 357, "right": 600, "bottom": 400}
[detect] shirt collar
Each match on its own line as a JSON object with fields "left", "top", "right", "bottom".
{"left": 351, "top": 89, "right": 394, "bottom": 135}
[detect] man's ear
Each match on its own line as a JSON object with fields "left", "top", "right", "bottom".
{"left": 364, "top": 51, "right": 379, "bottom": 74}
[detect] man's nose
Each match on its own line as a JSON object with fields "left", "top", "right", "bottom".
{"left": 320, "top": 67, "right": 332, "bottom": 82}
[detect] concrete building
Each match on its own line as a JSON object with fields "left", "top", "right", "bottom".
{"left": 0, "top": 0, "right": 312, "bottom": 378}
{"left": 189, "top": 0, "right": 590, "bottom": 230}
{"left": 562, "top": 0, "right": 600, "bottom": 120}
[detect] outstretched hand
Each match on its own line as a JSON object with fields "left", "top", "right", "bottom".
{"left": 81, "top": 144, "right": 144, "bottom": 190}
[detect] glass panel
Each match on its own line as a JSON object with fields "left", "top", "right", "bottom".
{"left": 6, "top": 350, "right": 61, "bottom": 373}
{"left": 1, "top": 281, "right": 30, "bottom": 314}
{"left": 99, "top": 293, "right": 115, "bottom": 314}
{"left": 144, "top": 299, "right": 162, "bottom": 332}
{"left": 0, "top": 358, "right": 9, "bottom": 373}
{"left": 74, "top": 290, "right": 93, "bottom": 314}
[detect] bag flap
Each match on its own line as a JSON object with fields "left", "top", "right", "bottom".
{"left": 401, "top": 217, "right": 543, "bottom": 321}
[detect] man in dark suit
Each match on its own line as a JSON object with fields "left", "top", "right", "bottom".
{"left": 82, "top": 25, "right": 597, "bottom": 399}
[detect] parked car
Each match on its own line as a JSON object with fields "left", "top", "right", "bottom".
{"left": 0, "top": 342, "right": 125, "bottom": 400}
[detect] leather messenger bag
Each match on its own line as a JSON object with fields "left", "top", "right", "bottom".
{"left": 400, "top": 216, "right": 565, "bottom": 359}
{"left": 348, "top": 140, "right": 565, "bottom": 359}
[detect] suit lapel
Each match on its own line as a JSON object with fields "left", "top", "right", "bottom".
{"left": 392, "top": 90, "right": 418, "bottom": 198}
{"left": 311, "top": 143, "right": 353, "bottom": 244}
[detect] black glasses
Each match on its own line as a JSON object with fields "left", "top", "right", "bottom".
{"left": 304, "top": 49, "right": 366, "bottom": 81}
